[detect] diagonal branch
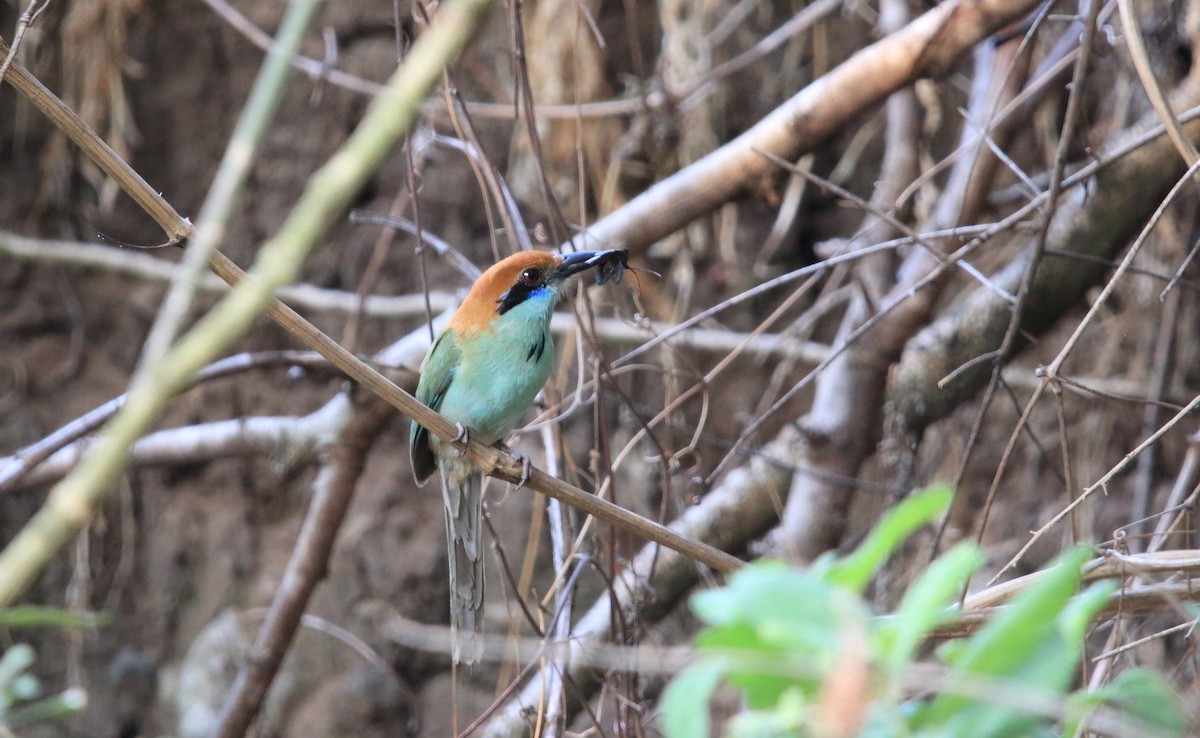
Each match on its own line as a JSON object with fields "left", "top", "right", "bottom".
{"left": 574, "top": 0, "right": 1045, "bottom": 251}
{"left": 478, "top": 427, "right": 800, "bottom": 738}
{"left": 887, "top": 72, "right": 1200, "bottom": 438}
{"left": 210, "top": 389, "right": 396, "bottom": 738}
{"left": 0, "top": 0, "right": 496, "bottom": 606}
{"left": 0, "top": 0, "right": 1049, "bottom": 604}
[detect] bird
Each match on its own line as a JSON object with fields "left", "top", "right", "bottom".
{"left": 409, "top": 248, "right": 628, "bottom": 664}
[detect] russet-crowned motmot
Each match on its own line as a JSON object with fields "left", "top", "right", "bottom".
{"left": 410, "top": 248, "right": 628, "bottom": 664}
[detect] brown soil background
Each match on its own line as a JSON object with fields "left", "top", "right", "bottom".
{"left": 2, "top": 1, "right": 1200, "bottom": 736}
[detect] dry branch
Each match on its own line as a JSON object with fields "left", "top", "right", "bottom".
{"left": 965, "top": 548, "right": 1200, "bottom": 611}
{"left": 479, "top": 427, "right": 799, "bottom": 737}
{"left": 575, "top": 0, "right": 1044, "bottom": 252}
{"left": 210, "top": 389, "right": 396, "bottom": 738}
{"left": 0, "top": 230, "right": 459, "bottom": 316}
{"left": 0, "top": 350, "right": 365, "bottom": 494}
{"left": 774, "top": 13, "right": 1051, "bottom": 560}
{"left": 0, "top": 231, "right": 830, "bottom": 364}
{"left": 772, "top": 0, "right": 921, "bottom": 562}
{"left": 5, "top": 410, "right": 343, "bottom": 493}
{"left": 938, "top": 579, "right": 1200, "bottom": 640}
{"left": 887, "top": 70, "right": 1200, "bottom": 438}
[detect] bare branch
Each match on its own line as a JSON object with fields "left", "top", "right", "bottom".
{"left": 478, "top": 427, "right": 799, "bottom": 737}
{"left": 774, "top": 0, "right": 921, "bottom": 560}
{"left": 6, "top": 400, "right": 344, "bottom": 493}
{"left": 574, "top": 0, "right": 1045, "bottom": 252}
{"left": 887, "top": 73, "right": 1200, "bottom": 437}
{"left": 210, "top": 389, "right": 396, "bottom": 738}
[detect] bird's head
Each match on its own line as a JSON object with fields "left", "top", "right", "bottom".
{"left": 449, "top": 249, "right": 628, "bottom": 333}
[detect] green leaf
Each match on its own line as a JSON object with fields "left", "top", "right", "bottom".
{"left": 697, "top": 621, "right": 762, "bottom": 651}
{"left": 690, "top": 559, "right": 873, "bottom": 709}
{"left": 878, "top": 542, "right": 982, "bottom": 672}
{"left": 693, "top": 563, "right": 831, "bottom": 626}
{"left": 827, "top": 485, "right": 953, "bottom": 592}
{"left": 949, "top": 578, "right": 1115, "bottom": 738}
{"left": 662, "top": 660, "right": 725, "bottom": 738}
{"left": 1094, "top": 668, "right": 1184, "bottom": 737}
{"left": 692, "top": 563, "right": 845, "bottom": 656}
{"left": 0, "top": 607, "right": 109, "bottom": 630}
{"left": 914, "top": 547, "right": 1093, "bottom": 729}
{"left": 1056, "top": 581, "right": 1116, "bottom": 641}
{"left": 948, "top": 586, "right": 1114, "bottom": 738}
{"left": 726, "top": 672, "right": 795, "bottom": 711}
{"left": 727, "top": 687, "right": 809, "bottom": 738}
{"left": 944, "top": 547, "right": 1092, "bottom": 673}
{"left": 932, "top": 630, "right": 1079, "bottom": 738}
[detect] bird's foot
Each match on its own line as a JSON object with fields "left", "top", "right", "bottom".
{"left": 452, "top": 423, "right": 470, "bottom": 456}
{"left": 497, "top": 443, "right": 533, "bottom": 488}
{"left": 514, "top": 451, "right": 532, "bottom": 489}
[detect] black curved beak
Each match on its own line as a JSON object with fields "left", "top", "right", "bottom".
{"left": 552, "top": 249, "right": 629, "bottom": 285}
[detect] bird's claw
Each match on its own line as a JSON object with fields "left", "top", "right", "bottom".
{"left": 497, "top": 443, "right": 532, "bottom": 488}
{"left": 514, "top": 451, "right": 532, "bottom": 489}
{"left": 452, "top": 423, "right": 470, "bottom": 456}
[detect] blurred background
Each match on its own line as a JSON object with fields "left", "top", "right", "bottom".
{"left": 2, "top": 0, "right": 1200, "bottom": 735}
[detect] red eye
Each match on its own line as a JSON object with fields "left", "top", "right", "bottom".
{"left": 521, "top": 268, "right": 541, "bottom": 286}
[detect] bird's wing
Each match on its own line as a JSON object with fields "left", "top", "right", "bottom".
{"left": 409, "top": 330, "right": 461, "bottom": 485}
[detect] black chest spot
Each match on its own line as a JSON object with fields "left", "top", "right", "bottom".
{"left": 526, "top": 332, "right": 548, "bottom": 363}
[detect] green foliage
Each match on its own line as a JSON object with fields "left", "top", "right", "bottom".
{"left": 0, "top": 608, "right": 94, "bottom": 732}
{"left": 661, "top": 487, "right": 1182, "bottom": 738}
{"left": 0, "top": 605, "right": 108, "bottom": 629}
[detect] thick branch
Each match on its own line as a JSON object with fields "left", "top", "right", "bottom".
{"left": 0, "top": 351, "right": 362, "bottom": 494}
{"left": 6, "top": 410, "right": 343, "bottom": 492}
{"left": 887, "top": 71, "right": 1200, "bottom": 437}
{"left": 574, "top": 0, "right": 1044, "bottom": 251}
{"left": 210, "top": 390, "right": 396, "bottom": 738}
{"left": 779, "top": 24, "right": 1034, "bottom": 560}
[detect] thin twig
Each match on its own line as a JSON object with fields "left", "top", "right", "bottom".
{"left": 755, "top": 150, "right": 1016, "bottom": 303}
{"left": 987, "top": 153, "right": 1200, "bottom": 580}
{"left": 1159, "top": 232, "right": 1200, "bottom": 299}
{"left": 0, "top": 0, "right": 497, "bottom": 608}
{"left": 1092, "top": 619, "right": 1195, "bottom": 662}
{"left": 349, "top": 209, "right": 482, "bottom": 279}
{"left": 135, "top": 0, "right": 320, "bottom": 376}
{"left": 0, "top": 351, "right": 347, "bottom": 494}
{"left": 0, "top": 0, "right": 53, "bottom": 86}
{"left": 968, "top": 0, "right": 1102, "bottom": 581}
{"left": 1118, "top": 0, "right": 1200, "bottom": 166}
{"left": 995, "top": 392, "right": 1200, "bottom": 584}
{"left": 1130, "top": 286, "right": 1181, "bottom": 546}
{"left": 676, "top": 0, "right": 843, "bottom": 108}
{"left": 436, "top": 101, "right": 533, "bottom": 254}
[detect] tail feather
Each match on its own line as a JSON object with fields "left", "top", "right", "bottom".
{"left": 441, "top": 471, "right": 485, "bottom": 664}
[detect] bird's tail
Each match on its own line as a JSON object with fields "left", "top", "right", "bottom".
{"left": 441, "top": 470, "right": 485, "bottom": 664}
